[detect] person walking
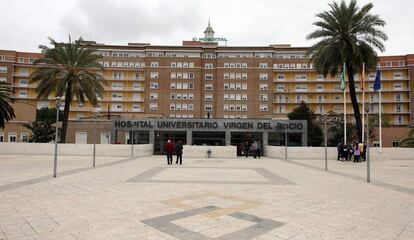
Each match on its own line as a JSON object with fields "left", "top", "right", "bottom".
{"left": 175, "top": 140, "right": 183, "bottom": 165}
{"left": 257, "top": 140, "right": 262, "bottom": 158}
{"left": 165, "top": 139, "right": 174, "bottom": 165}
{"left": 337, "top": 142, "right": 342, "bottom": 161}
{"left": 251, "top": 141, "right": 258, "bottom": 158}
{"left": 353, "top": 144, "right": 361, "bottom": 162}
{"left": 243, "top": 141, "right": 249, "bottom": 158}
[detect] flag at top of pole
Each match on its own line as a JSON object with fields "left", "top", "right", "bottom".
{"left": 373, "top": 67, "right": 381, "bottom": 91}
{"left": 341, "top": 63, "right": 347, "bottom": 144}
{"left": 340, "top": 63, "right": 346, "bottom": 91}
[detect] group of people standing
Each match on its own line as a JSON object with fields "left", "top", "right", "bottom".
{"left": 337, "top": 142, "right": 367, "bottom": 162}
{"left": 240, "top": 140, "right": 262, "bottom": 158}
{"left": 165, "top": 140, "right": 183, "bottom": 165}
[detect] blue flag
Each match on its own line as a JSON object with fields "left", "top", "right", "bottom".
{"left": 373, "top": 68, "right": 381, "bottom": 92}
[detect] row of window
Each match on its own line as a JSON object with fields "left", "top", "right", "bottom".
{"left": 223, "top": 115, "right": 248, "bottom": 119}
{"left": 169, "top": 103, "right": 194, "bottom": 111}
{"left": 170, "top": 93, "right": 194, "bottom": 100}
{"left": 0, "top": 132, "right": 28, "bottom": 142}
{"left": 169, "top": 114, "right": 194, "bottom": 118}
{"left": 275, "top": 83, "right": 405, "bottom": 92}
{"left": 223, "top": 104, "right": 248, "bottom": 112}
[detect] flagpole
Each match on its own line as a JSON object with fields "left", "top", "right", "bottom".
{"left": 378, "top": 84, "right": 382, "bottom": 154}
{"left": 343, "top": 63, "right": 347, "bottom": 145}
{"left": 362, "top": 62, "right": 365, "bottom": 143}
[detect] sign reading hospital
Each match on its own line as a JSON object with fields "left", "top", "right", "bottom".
{"left": 113, "top": 119, "right": 306, "bottom": 132}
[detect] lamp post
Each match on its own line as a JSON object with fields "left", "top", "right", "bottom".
{"left": 284, "top": 127, "right": 288, "bottom": 159}
{"left": 53, "top": 96, "right": 61, "bottom": 178}
{"left": 365, "top": 103, "right": 371, "bottom": 183}
{"left": 321, "top": 114, "right": 328, "bottom": 171}
{"left": 92, "top": 109, "right": 99, "bottom": 167}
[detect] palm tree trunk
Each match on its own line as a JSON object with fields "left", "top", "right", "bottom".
{"left": 60, "top": 81, "right": 72, "bottom": 143}
{"left": 346, "top": 64, "right": 363, "bottom": 141}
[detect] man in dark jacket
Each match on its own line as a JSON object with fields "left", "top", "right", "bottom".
{"left": 175, "top": 140, "right": 183, "bottom": 165}
{"left": 165, "top": 139, "right": 174, "bottom": 165}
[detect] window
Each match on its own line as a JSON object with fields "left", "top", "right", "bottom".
{"left": 259, "top": 83, "right": 268, "bottom": 91}
{"left": 150, "top": 82, "right": 159, "bottom": 89}
{"left": 396, "top": 105, "right": 401, "bottom": 113}
{"left": 111, "top": 103, "right": 123, "bottom": 111}
{"left": 150, "top": 62, "right": 159, "bottom": 67}
{"left": 111, "top": 93, "right": 123, "bottom": 100}
{"left": 395, "top": 116, "right": 403, "bottom": 125}
{"left": 19, "top": 79, "right": 28, "bottom": 86}
{"left": 295, "top": 74, "right": 307, "bottom": 81}
{"left": 37, "top": 101, "right": 49, "bottom": 109}
{"left": 150, "top": 93, "right": 158, "bottom": 100}
{"left": 316, "top": 85, "right": 323, "bottom": 92}
{"left": 205, "top": 104, "right": 213, "bottom": 111}
{"left": 75, "top": 132, "right": 87, "bottom": 144}
{"left": 149, "top": 103, "right": 158, "bottom": 110}
{"left": 150, "top": 72, "right": 158, "bottom": 79}
{"left": 395, "top": 94, "right": 401, "bottom": 102}
{"left": 134, "top": 73, "right": 142, "bottom": 80}
{"left": 392, "top": 140, "right": 401, "bottom": 147}
{"left": 317, "top": 95, "right": 324, "bottom": 103}
{"left": 260, "top": 94, "right": 268, "bottom": 101}
{"left": 18, "top": 90, "right": 27, "bottom": 98}
{"left": 20, "top": 133, "right": 29, "bottom": 142}
{"left": 316, "top": 74, "right": 324, "bottom": 81}
{"left": 295, "top": 84, "right": 308, "bottom": 92}
{"left": 0, "top": 132, "right": 4, "bottom": 142}
{"left": 205, "top": 63, "right": 213, "bottom": 68}
{"left": 0, "top": 66, "right": 8, "bottom": 73}
{"left": 259, "top": 63, "right": 268, "bottom": 68}
{"left": 386, "top": 61, "right": 392, "bottom": 67}
{"left": 0, "top": 77, "right": 6, "bottom": 83}
{"left": 112, "top": 82, "right": 123, "bottom": 89}
{"left": 393, "top": 72, "right": 403, "bottom": 80}
{"left": 259, "top": 104, "right": 268, "bottom": 112}
{"left": 205, "top": 83, "right": 213, "bottom": 91}
{"left": 242, "top": 73, "right": 247, "bottom": 80}
{"left": 112, "top": 72, "right": 123, "bottom": 80}
{"left": 259, "top": 73, "right": 268, "bottom": 80}
{"left": 205, "top": 74, "right": 213, "bottom": 80}
{"left": 205, "top": 94, "right": 213, "bottom": 101}
{"left": 277, "top": 74, "right": 285, "bottom": 81}
{"left": 78, "top": 102, "right": 84, "bottom": 108}
{"left": 242, "top": 63, "right": 247, "bottom": 68}
{"left": 8, "top": 132, "right": 17, "bottom": 142}
{"left": 394, "top": 83, "right": 402, "bottom": 90}
{"left": 133, "top": 83, "right": 142, "bottom": 90}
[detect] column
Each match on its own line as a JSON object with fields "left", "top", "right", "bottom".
{"left": 149, "top": 130, "right": 155, "bottom": 145}
{"left": 110, "top": 129, "right": 117, "bottom": 144}
{"left": 186, "top": 131, "right": 192, "bottom": 145}
{"left": 225, "top": 131, "right": 231, "bottom": 146}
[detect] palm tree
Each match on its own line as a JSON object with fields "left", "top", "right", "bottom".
{"left": 400, "top": 129, "right": 414, "bottom": 148}
{"left": 307, "top": 0, "right": 387, "bottom": 141}
{"left": 0, "top": 82, "right": 15, "bottom": 129}
{"left": 31, "top": 37, "right": 105, "bottom": 143}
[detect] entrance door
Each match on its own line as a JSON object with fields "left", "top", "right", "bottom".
{"left": 76, "top": 132, "right": 88, "bottom": 144}
{"left": 154, "top": 131, "right": 187, "bottom": 155}
{"left": 231, "top": 132, "right": 263, "bottom": 156}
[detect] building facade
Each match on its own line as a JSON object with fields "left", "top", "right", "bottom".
{"left": 0, "top": 23, "right": 413, "bottom": 145}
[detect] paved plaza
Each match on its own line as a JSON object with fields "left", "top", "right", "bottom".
{"left": 0, "top": 154, "right": 413, "bottom": 240}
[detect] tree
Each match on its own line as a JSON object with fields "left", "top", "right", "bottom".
{"left": 307, "top": 0, "right": 387, "bottom": 141}
{"left": 22, "top": 108, "right": 63, "bottom": 142}
{"left": 31, "top": 37, "right": 105, "bottom": 143}
{"left": 400, "top": 129, "right": 414, "bottom": 148}
{"left": 327, "top": 121, "right": 358, "bottom": 146}
{"left": 288, "top": 101, "right": 323, "bottom": 146}
{"left": 0, "top": 82, "right": 15, "bottom": 129}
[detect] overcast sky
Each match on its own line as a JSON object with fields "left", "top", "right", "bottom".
{"left": 1, "top": 0, "right": 413, "bottom": 55}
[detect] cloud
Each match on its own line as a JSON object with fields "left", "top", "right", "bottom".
{"left": 59, "top": 0, "right": 205, "bottom": 45}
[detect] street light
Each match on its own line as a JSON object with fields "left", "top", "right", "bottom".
{"left": 320, "top": 114, "right": 328, "bottom": 171}
{"left": 92, "top": 109, "right": 100, "bottom": 167}
{"left": 284, "top": 126, "right": 288, "bottom": 159}
{"left": 365, "top": 103, "right": 371, "bottom": 183}
{"left": 53, "top": 96, "right": 61, "bottom": 178}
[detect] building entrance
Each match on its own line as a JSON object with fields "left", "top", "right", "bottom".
{"left": 154, "top": 131, "right": 186, "bottom": 155}
{"left": 230, "top": 132, "right": 263, "bottom": 156}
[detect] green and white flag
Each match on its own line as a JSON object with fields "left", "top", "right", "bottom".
{"left": 340, "top": 63, "right": 346, "bottom": 91}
